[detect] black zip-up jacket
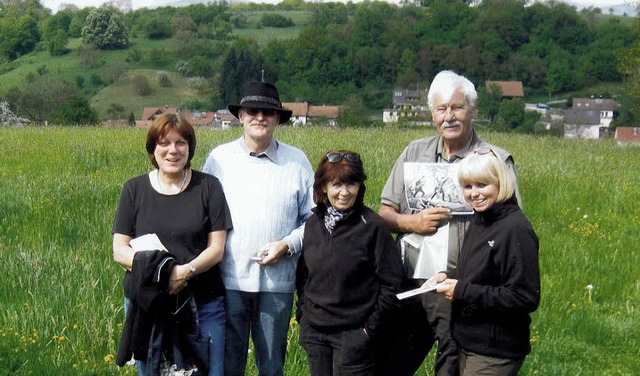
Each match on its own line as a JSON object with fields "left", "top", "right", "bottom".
{"left": 448, "top": 196, "right": 540, "bottom": 359}
{"left": 296, "top": 205, "right": 403, "bottom": 337}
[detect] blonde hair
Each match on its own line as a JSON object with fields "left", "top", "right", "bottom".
{"left": 458, "top": 152, "right": 515, "bottom": 204}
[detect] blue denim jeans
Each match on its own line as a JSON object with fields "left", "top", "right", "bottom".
{"left": 198, "top": 297, "right": 225, "bottom": 376}
{"left": 124, "top": 296, "right": 225, "bottom": 376}
{"left": 223, "top": 290, "right": 294, "bottom": 376}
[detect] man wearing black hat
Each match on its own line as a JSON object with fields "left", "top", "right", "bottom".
{"left": 203, "top": 81, "right": 314, "bottom": 376}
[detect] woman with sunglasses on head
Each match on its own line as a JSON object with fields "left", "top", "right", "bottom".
{"left": 433, "top": 150, "right": 540, "bottom": 376}
{"left": 295, "top": 150, "right": 403, "bottom": 376}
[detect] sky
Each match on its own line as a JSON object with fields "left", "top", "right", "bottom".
{"left": 40, "top": 0, "right": 636, "bottom": 13}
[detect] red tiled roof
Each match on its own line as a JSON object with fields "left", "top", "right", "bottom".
{"left": 615, "top": 127, "right": 640, "bottom": 142}
{"left": 485, "top": 81, "right": 524, "bottom": 97}
{"left": 282, "top": 102, "right": 309, "bottom": 117}
{"left": 308, "top": 105, "right": 339, "bottom": 119}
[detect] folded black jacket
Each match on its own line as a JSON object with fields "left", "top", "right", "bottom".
{"left": 116, "top": 250, "right": 209, "bottom": 375}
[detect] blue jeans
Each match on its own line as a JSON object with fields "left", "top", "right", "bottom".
{"left": 224, "top": 290, "right": 294, "bottom": 376}
{"left": 199, "top": 296, "right": 225, "bottom": 376}
{"left": 124, "top": 296, "right": 225, "bottom": 376}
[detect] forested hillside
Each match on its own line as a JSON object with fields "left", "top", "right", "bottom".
{"left": 1, "top": 0, "right": 639, "bottom": 126}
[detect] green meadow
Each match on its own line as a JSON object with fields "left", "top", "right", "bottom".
{"left": 1, "top": 126, "right": 639, "bottom": 375}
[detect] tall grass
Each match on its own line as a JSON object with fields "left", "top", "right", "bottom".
{"left": 1, "top": 126, "right": 639, "bottom": 375}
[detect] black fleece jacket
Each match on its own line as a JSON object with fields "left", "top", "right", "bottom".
{"left": 296, "top": 205, "right": 403, "bottom": 337}
{"left": 448, "top": 196, "right": 540, "bottom": 359}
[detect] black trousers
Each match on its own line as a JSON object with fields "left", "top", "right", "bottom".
{"left": 375, "top": 282, "right": 459, "bottom": 376}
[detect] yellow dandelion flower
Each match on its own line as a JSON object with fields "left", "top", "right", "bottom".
{"left": 104, "top": 354, "right": 115, "bottom": 363}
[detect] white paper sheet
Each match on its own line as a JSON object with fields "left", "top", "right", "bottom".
{"left": 400, "top": 224, "right": 449, "bottom": 280}
{"left": 129, "top": 233, "right": 168, "bottom": 252}
{"left": 397, "top": 282, "right": 448, "bottom": 300}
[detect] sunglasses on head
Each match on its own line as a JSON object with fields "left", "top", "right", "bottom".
{"left": 326, "top": 152, "right": 360, "bottom": 164}
{"left": 244, "top": 108, "right": 277, "bottom": 117}
{"left": 473, "top": 147, "right": 497, "bottom": 157}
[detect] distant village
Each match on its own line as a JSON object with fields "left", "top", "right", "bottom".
{"left": 135, "top": 82, "right": 640, "bottom": 147}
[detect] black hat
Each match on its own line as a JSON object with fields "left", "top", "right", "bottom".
{"left": 228, "top": 82, "right": 292, "bottom": 124}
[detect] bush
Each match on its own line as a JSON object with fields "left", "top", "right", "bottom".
{"left": 260, "top": 13, "right": 295, "bottom": 28}
{"left": 132, "top": 75, "right": 152, "bottom": 96}
{"left": 156, "top": 71, "right": 172, "bottom": 87}
{"left": 187, "top": 76, "right": 208, "bottom": 93}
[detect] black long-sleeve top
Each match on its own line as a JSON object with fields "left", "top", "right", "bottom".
{"left": 448, "top": 196, "right": 540, "bottom": 359}
{"left": 296, "top": 205, "right": 403, "bottom": 337}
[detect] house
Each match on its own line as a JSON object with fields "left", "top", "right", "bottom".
{"left": 614, "top": 127, "right": 640, "bottom": 146}
{"left": 572, "top": 97, "right": 617, "bottom": 127}
{"left": 563, "top": 97, "right": 618, "bottom": 139}
{"left": 138, "top": 107, "right": 239, "bottom": 129}
{"left": 383, "top": 88, "right": 429, "bottom": 124}
{"left": 563, "top": 109, "right": 603, "bottom": 139}
{"left": 282, "top": 102, "right": 340, "bottom": 126}
{"left": 485, "top": 81, "right": 525, "bottom": 99}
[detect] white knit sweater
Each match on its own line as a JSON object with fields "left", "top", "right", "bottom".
{"left": 202, "top": 137, "right": 314, "bottom": 293}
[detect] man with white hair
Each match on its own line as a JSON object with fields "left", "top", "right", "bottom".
{"left": 377, "top": 70, "right": 520, "bottom": 376}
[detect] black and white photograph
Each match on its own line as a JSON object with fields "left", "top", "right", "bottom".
{"left": 404, "top": 162, "right": 473, "bottom": 214}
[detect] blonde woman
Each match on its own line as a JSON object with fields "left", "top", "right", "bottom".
{"left": 434, "top": 149, "right": 540, "bottom": 376}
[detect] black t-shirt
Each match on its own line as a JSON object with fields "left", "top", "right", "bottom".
{"left": 112, "top": 170, "right": 232, "bottom": 304}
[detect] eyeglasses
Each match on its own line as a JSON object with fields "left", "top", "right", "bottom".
{"left": 473, "top": 147, "right": 497, "bottom": 157}
{"left": 244, "top": 108, "right": 277, "bottom": 117}
{"left": 326, "top": 152, "right": 360, "bottom": 164}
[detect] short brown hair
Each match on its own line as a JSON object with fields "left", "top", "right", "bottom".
{"left": 313, "top": 150, "right": 367, "bottom": 211}
{"left": 145, "top": 113, "right": 196, "bottom": 169}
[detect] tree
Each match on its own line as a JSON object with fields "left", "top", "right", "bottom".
{"left": 495, "top": 98, "right": 525, "bottom": 130}
{"left": 187, "top": 76, "right": 208, "bottom": 94}
{"left": 126, "top": 48, "right": 143, "bottom": 65}
{"left": 188, "top": 55, "right": 214, "bottom": 78}
{"left": 53, "top": 94, "right": 99, "bottom": 125}
{"left": 5, "top": 77, "right": 75, "bottom": 122}
{"left": 0, "top": 101, "right": 30, "bottom": 126}
{"left": 79, "top": 43, "right": 100, "bottom": 68}
{"left": 107, "top": 103, "right": 125, "bottom": 119}
{"left": 104, "top": 61, "right": 128, "bottom": 85}
{"left": 0, "top": 0, "right": 48, "bottom": 20}
{"left": 156, "top": 71, "right": 172, "bottom": 87}
{"left": 218, "top": 40, "right": 264, "bottom": 108}
{"left": 0, "top": 15, "right": 40, "bottom": 60}
{"left": 128, "top": 111, "right": 136, "bottom": 126}
{"left": 176, "top": 60, "right": 190, "bottom": 77}
{"left": 144, "top": 15, "right": 173, "bottom": 39}
{"left": 477, "top": 84, "right": 503, "bottom": 122}
{"left": 132, "top": 75, "right": 152, "bottom": 96}
{"left": 260, "top": 13, "right": 294, "bottom": 28}
{"left": 338, "top": 95, "right": 368, "bottom": 127}
{"left": 81, "top": 8, "right": 129, "bottom": 50}
{"left": 48, "top": 29, "right": 69, "bottom": 56}
{"left": 617, "top": 44, "right": 640, "bottom": 121}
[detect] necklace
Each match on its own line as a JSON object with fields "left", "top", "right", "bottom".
{"left": 157, "top": 169, "right": 188, "bottom": 194}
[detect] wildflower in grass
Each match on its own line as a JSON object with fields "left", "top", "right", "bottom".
{"left": 52, "top": 335, "right": 66, "bottom": 344}
{"left": 586, "top": 284, "right": 594, "bottom": 303}
{"left": 104, "top": 354, "right": 115, "bottom": 363}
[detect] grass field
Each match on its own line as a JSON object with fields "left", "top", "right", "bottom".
{"left": 1, "top": 126, "right": 639, "bottom": 375}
